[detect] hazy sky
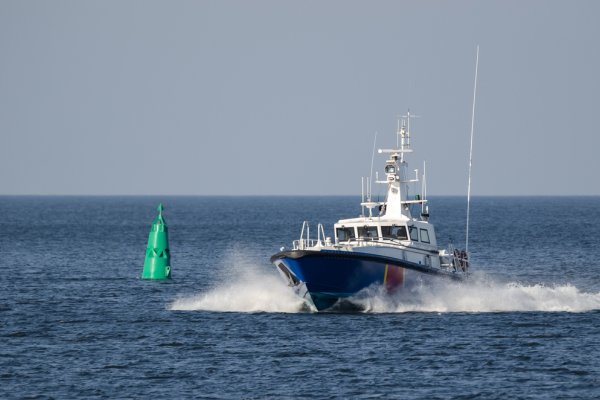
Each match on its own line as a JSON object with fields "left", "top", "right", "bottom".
{"left": 1, "top": 1, "right": 599, "bottom": 195}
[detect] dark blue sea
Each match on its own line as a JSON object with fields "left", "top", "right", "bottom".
{"left": 2, "top": 196, "right": 600, "bottom": 399}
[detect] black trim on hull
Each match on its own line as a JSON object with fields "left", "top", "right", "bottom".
{"left": 270, "top": 249, "right": 466, "bottom": 281}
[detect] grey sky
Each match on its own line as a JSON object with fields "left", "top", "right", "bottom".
{"left": 1, "top": 1, "right": 598, "bottom": 195}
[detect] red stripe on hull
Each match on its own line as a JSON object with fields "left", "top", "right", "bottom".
{"left": 384, "top": 265, "right": 405, "bottom": 293}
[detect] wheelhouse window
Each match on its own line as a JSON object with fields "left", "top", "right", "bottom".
{"left": 381, "top": 225, "right": 408, "bottom": 240}
{"left": 409, "top": 226, "right": 419, "bottom": 241}
{"left": 420, "top": 228, "right": 430, "bottom": 243}
{"left": 357, "top": 225, "right": 379, "bottom": 240}
{"left": 336, "top": 227, "right": 356, "bottom": 241}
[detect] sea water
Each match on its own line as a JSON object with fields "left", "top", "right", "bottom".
{"left": 1, "top": 196, "right": 599, "bottom": 398}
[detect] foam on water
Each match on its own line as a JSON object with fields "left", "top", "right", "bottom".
{"left": 170, "top": 251, "right": 600, "bottom": 313}
{"left": 355, "top": 276, "right": 600, "bottom": 313}
{"left": 170, "top": 252, "right": 305, "bottom": 313}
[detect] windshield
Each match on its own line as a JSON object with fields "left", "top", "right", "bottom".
{"left": 357, "top": 226, "right": 379, "bottom": 240}
{"left": 381, "top": 225, "right": 408, "bottom": 240}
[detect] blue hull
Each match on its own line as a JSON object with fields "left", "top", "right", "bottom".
{"left": 270, "top": 249, "right": 462, "bottom": 311}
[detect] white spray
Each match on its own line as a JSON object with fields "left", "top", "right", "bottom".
{"left": 169, "top": 248, "right": 600, "bottom": 314}
{"left": 169, "top": 251, "right": 305, "bottom": 313}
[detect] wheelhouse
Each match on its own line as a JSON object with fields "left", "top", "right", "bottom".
{"left": 334, "top": 221, "right": 436, "bottom": 247}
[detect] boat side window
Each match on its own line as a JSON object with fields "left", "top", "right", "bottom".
{"left": 420, "top": 228, "right": 430, "bottom": 244}
{"left": 358, "top": 225, "right": 378, "bottom": 240}
{"left": 409, "top": 226, "right": 419, "bottom": 241}
{"left": 336, "top": 227, "right": 356, "bottom": 241}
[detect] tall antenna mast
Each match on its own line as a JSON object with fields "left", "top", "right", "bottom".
{"left": 369, "top": 132, "right": 378, "bottom": 200}
{"left": 466, "top": 45, "right": 479, "bottom": 253}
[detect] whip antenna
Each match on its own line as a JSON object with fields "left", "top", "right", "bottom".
{"left": 369, "top": 131, "right": 378, "bottom": 200}
{"left": 466, "top": 45, "right": 479, "bottom": 253}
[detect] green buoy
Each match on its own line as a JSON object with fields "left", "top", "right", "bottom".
{"left": 142, "top": 203, "right": 172, "bottom": 280}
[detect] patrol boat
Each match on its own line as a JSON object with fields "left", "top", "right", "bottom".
{"left": 270, "top": 112, "right": 470, "bottom": 311}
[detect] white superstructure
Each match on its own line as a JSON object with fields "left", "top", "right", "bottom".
{"left": 292, "top": 111, "right": 469, "bottom": 272}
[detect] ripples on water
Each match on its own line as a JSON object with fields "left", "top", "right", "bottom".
{"left": 1, "top": 196, "right": 600, "bottom": 399}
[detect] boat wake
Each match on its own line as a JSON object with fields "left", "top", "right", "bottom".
{"left": 350, "top": 275, "right": 600, "bottom": 313}
{"left": 169, "top": 255, "right": 600, "bottom": 314}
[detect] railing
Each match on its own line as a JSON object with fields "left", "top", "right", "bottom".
{"left": 293, "top": 221, "right": 330, "bottom": 250}
{"left": 447, "top": 242, "right": 470, "bottom": 272}
{"left": 293, "top": 238, "right": 318, "bottom": 250}
{"left": 317, "top": 223, "right": 326, "bottom": 246}
{"left": 453, "top": 251, "right": 470, "bottom": 272}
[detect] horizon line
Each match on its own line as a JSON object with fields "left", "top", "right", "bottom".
{"left": 1, "top": 193, "right": 599, "bottom": 198}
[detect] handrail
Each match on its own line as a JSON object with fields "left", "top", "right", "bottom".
{"left": 299, "top": 221, "right": 308, "bottom": 243}
{"left": 317, "top": 223, "right": 326, "bottom": 247}
{"left": 293, "top": 238, "right": 319, "bottom": 250}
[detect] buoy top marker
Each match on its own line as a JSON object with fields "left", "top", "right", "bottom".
{"left": 153, "top": 203, "right": 166, "bottom": 228}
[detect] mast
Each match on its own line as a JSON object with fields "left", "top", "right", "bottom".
{"left": 376, "top": 111, "right": 423, "bottom": 220}
{"left": 466, "top": 45, "right": 479, "bottom": 253}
